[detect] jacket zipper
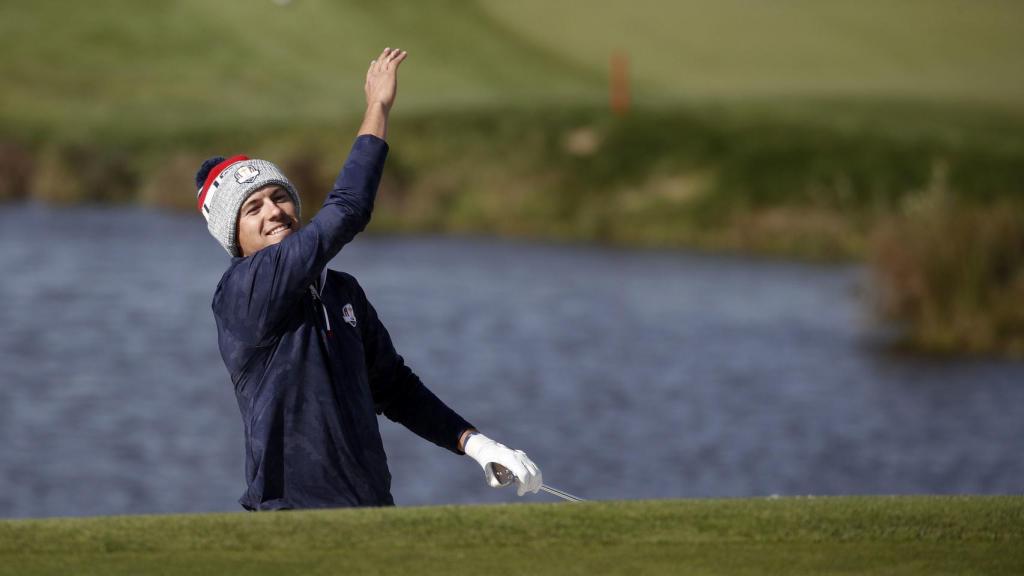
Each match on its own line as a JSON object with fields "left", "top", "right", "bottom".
{"left": 309, "top": 284, "right": 333, "bottom": 340}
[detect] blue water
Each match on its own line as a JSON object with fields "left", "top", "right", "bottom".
{"left": 1, "top": 204, "right": 1022, "bottom": 518}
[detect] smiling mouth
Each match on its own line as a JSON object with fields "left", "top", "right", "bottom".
{"left": 266, "top": 222, "right": 292, "bottom": 236}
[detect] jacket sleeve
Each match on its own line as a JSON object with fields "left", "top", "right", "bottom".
{"left": 215, "top": 135, "right": 388, "bottom": 345}
{"left": 355, "top": 281, "right": 475, "bottom": 455}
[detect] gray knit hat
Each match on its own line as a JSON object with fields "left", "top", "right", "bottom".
{"left": 195, "top": 155, "right": 302, "bottom": 256}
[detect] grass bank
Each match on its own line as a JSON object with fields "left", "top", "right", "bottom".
{"left": 1, "top": 497, "right": 1021, "bottom": 575}
{"left": 3, "top": 104, "right": 1024, "bottom": 356}
{"left": 7, "top": 105, "right": 1024, "bottom": 255}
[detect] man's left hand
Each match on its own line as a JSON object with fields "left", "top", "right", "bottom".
{"left": 464, "top": 433, "right": 543, "bottom": 496}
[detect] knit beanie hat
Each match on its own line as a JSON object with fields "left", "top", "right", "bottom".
{"left": 195, "top": 155, "right": 302, "bottom": 256}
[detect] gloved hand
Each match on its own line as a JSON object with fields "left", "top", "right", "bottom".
{"left": 463, "top": 432, "right": 542, "bottom": 497}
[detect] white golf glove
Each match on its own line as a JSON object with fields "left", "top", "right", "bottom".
{"left": 463, "top": 432, "right": 542, "bottom": 497}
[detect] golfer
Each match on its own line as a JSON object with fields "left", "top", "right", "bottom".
{"left": 193, "top": 48, "right": 541, "bottom": 510}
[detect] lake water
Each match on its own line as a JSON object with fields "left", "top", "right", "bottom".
{"left": 1, "top": 204, "right": 1022, "bottom": 518}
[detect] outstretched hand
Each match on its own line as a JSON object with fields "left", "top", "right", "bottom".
{"left": 365, "top": 47, "right": 407, "bottom": 113}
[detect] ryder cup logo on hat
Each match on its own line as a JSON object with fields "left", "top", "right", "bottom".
{"left": 195, "top": 155, "right": 302, "bottom": 256}
{"left": 235, "top": 165, "right": 260, "bottom": 185}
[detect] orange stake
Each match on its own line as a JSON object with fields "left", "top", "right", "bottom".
{"left": 610, "top": 51, "right": 630, "bottom": 115}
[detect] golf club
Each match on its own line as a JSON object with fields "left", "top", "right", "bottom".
{"left": 492, "top": 463, "right": 587, "bottom": 502}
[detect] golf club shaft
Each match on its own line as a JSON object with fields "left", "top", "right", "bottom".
{"left": 493, "top": 463, "right": 586, "bottom": 502}
{"left": 539, "top": 484, "right": 586, "bottom": 502}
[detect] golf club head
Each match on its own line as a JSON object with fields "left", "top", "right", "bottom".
{"left": 492, "top": 462, "right": 516, "bottom": 486}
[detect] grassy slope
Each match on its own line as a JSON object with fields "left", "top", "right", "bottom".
{"left": 0, "top": 0, "right": 601, "bottom": 140}
{"left": 479, "top": 0, "right": 1024, "bottom": 110}
{"left": 0, "top": 497, "right": 1021, "bottom": 575}
{"left": 4, "top": 0, "right": 1024, "bottom": 140}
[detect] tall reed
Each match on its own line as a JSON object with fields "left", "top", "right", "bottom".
{"left": 870, "top": 182, "right": 1024, "bottom": 356}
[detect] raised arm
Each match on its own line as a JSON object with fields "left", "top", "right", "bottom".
{"left": 214, "top": 49, "right": 407, "bottom": 345}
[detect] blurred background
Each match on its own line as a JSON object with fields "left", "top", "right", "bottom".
{"left": 1, "top": 0, "right": 1022, "bottom": 518}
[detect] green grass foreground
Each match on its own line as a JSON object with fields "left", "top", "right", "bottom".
{"left": 1, "top": 497, "right": 1022, "bottom": 575}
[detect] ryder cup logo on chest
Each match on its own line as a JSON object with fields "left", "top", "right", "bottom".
{"left": 342, "top": 303, "right": 357, "bottom": 327}
{"left": 234, "top": 164, "right": 260, "bottom": 185}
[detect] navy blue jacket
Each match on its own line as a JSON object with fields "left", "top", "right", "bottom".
{"left": 212, "top": 135, "right": 474, "bottom": 510}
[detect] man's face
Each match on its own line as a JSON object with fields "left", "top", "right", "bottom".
{"left": 237, "top": 185, "right": 299, "bottom": 257}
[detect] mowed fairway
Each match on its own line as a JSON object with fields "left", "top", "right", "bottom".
{"left": 479, "top": 0, "right": 1024, "bottom": 108}
{"left": 0, "top": 497, "right": 1021, "bottom": 575}
{"left": 3, "top": 1, "right": 1024, "bottom": 139}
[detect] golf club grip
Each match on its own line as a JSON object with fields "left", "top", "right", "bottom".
{"left": 492, "top": 463, "right": 515, "bottom": 486}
